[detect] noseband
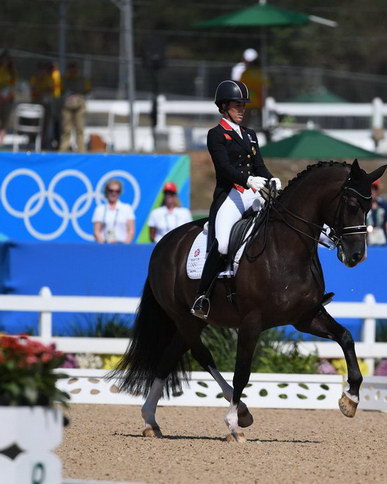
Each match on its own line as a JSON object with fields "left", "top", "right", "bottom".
{"left": 328, "top": 184, "right": 370, "bottom": 246}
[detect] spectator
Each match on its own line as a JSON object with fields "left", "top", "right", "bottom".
{"left": 59, "top": 61, "right": 91, "bottom": 152}
{"left": 366, "top": 180, "right": 387, "bottom": 245}
{"left": 148, "top": 182, "right": 192, "bottom": 243}
{"left": 48, "top": 61, "right": 62, "bottom": 149}
{"left": 240, "top": 49, "right": 268, "bottom": 130}
{"left": 0, "top": 50, "right": 18, "bottom": 145}
{"left": 92, "top": 179, "right": 135, "bottom": 244}
{"left": 231, "top": 48, "right": 258, "bottom": 82}
{"left": 30, "top": 61, "right": 54, "bottom": 148}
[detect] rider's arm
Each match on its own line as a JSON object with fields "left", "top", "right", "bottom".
{"left": 207, "top": 127, "right": 251, "bottom": 188}
{"left": 149, "top": 226, "right": 156, "bottom": 242}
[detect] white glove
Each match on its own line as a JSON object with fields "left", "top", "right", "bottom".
{"left": 270, "top": 177, "right": 282, "bottom": 191}
{"left": 247, "top": 176, "right": 267, "bottom": 191}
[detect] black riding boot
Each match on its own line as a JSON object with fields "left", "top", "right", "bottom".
{"left": 191, "top": 242, "right": 226, "bottom": 319}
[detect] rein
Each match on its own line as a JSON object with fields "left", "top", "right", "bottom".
{"left": 247, "top": 175, "right": 369, "bottom": 256}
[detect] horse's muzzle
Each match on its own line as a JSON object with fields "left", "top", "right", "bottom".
{"left": 337, "top": 244, "right": 366, "bottom": 268}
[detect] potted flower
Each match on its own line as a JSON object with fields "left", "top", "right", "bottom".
{"left": 0, "top": 334, "right": 69, "bottom": 484}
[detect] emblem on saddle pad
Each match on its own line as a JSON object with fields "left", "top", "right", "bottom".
{"left": 186, "top": 226, "right": 253, "bottom": 280}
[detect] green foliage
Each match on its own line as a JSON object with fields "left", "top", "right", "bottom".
{"left": 376, "top": 319, "right": 387, "bottom": 342}
{"left": 0, "top": 335, "right": 69, "bottom": 407}
{"left": 68, "top": 314, "right": 133, "bottom": 338}
{"left": 251, "top": 339, "right": 319, "bottom": 374}
{"left": 189, "top": 325, "right": 319, "bottom": 373}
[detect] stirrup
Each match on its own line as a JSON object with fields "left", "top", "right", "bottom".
{"left": 190, "top": 295, "right": 210, "bottom": 319}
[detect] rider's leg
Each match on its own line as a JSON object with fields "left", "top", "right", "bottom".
{"left": 190, "top": 240, "right": 227, "bottom": 318}
{"left": 191, "top": 191, "right": 242, "bottom": 319}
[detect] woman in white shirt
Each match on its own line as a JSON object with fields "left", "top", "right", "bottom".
{"left": 148, "top": 182, "right": 192, "bottom": 243}
{"left": 92, "top": 179, "right": 135, "bottom": 243}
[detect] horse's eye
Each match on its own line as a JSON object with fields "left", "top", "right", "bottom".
{"left": 347, "top": 202, "right": 359, "bottom": 214}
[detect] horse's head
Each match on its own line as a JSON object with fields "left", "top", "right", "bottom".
{"left": 334, "top": 159, "right": 386, "bottom": 267}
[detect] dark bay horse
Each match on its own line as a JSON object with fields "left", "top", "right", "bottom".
{"left": 112, "top": 160, "right": 386, "bottom": 442}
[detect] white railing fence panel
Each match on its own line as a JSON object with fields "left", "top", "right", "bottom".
{"left": 54, "top": 369, "right": 387, "bottom": 412}
{"left": 1, "top": 287, "right": 386, "bottom": 373}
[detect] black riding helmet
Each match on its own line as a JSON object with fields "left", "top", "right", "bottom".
{"left": 215, "top": 80, "right": 251, "bottom": 110}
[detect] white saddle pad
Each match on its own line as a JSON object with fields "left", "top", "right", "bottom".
{"left": 186, "top": 222, "right": 252, "bottom": 280}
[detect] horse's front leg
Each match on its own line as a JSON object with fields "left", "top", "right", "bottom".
{"left": 190, "top": 338, "right": 253, "bottom": 428}
{"left": 225, "top": 323, "right": 260, "bottom": 442}
{"left": 295, "top": 306, "right": 362, "bottom": 418}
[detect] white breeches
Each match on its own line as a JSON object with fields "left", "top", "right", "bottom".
{"left": 215, "top": 187, "right": 264, "bottom": 255}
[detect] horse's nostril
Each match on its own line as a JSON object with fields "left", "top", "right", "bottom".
{"left": 351, "top": 252, "right": 363, "bottom": 264}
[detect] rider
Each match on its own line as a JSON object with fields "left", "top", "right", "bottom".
{"left": 191, "top": 80, "right": 281, "bottom": 319}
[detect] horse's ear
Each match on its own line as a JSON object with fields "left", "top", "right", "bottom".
{"left": 369, "top": 164, "right": 387, "bottom": 183}
{"left": 350, "top": 159, "right": 362, "bottom": 178}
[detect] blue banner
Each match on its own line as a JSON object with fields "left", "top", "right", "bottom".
{"left": 0, "top": 152, "right": 190, "bottom": 242}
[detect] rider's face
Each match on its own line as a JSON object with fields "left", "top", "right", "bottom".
{"left": 224, "top": 101, "right": 246, "bottom": 125}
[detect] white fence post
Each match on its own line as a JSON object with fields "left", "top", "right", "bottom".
{"left": 38, "top": 286, "right": 53, "bottom": 339}
{"left": 157, "top": 94, "right": 167, "bottom": 129}
{"left": 362, "top": 293, "right": 377, "bottom": 375}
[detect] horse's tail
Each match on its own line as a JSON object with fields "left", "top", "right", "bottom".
{"left": 108, "top": 277, "right": 189, "bottom": 398}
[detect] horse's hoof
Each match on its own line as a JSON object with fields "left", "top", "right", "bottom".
{"left": 338, "top": 392, "right": 358, "bottom": 418}
{"left": 226, "top": 432, "right": 246, "bottom": 443}
{"left": 238, "top": 406, "right": 254, "bottom": 428}
{"left": 142, "top": 424, "right": 163, "bottom": 438}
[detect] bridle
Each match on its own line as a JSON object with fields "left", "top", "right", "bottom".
{"left": 260, "top": 177, "right": 371, "bottom": 251}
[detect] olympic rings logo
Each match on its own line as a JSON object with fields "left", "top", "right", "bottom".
{"left": 0, "top": 168, "right": 141, "bottom": 241}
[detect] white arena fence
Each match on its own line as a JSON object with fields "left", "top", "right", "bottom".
{"left": 0, "top": 287, "right": 386, "bottom": 372}
{"left": 82, "top": 96, "right": 387, "bottom": 152}
{"left": 54, "top": 369, "right": 387, "bottom": 412}
{"left": 1, "top": 286, "right": 386, "bottom": 412}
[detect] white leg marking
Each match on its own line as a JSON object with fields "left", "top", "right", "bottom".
{"left": 224, "top": 400, "right": 240, "bottom": 434}
{"left": 141, "top": 377, "right": 165, "bottom": 427}
{"left": 209, "top": 366, "right": 233, "bottom": 401}
{"left": 344, "top": 389, "right": 359, "bottom": 404}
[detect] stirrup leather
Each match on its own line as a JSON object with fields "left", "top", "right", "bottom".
{"left": 190, "top": 294, "right": 211, "bottom": 319}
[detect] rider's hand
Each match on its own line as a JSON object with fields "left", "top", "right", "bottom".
{"left": 247, "top": 176, "right": 267, "bottom": 191}
{"left": 270, "top": 177, "right": 282, "bottom": 191}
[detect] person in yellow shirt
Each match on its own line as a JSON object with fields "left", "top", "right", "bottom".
{"left": 0, "top": 50, "right": 17, "bottom": 144}
{"left": 49, "top": 61, "right": 62, "bottom": 149}
{"left": 30, "top": 61, "right": 56, "bottom": 149}
{"left": 239, "top": 49, "right": 269, "bottom": 131}
{"left": 59, "top": 61, "right": 91, "bottom": 153}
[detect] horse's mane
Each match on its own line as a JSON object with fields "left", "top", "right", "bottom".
{"left": 277, "top": 160, "right": 350, "bottom": 200}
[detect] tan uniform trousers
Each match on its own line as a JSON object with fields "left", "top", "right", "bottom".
{"left": 59, "top": 104, "right": 86, "bottom": 152}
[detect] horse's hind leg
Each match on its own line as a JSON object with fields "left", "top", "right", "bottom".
{"left": 190, "top": 336, "right": 254, "bottom": 428}
{"left": 295, "top": 306, "right": 362, "bottom": 418}
{"left": 141, "top": 377, "right": 165, "bottom": 437}
{"left": 141, "top": 333, "right": 189, "bottom": 438}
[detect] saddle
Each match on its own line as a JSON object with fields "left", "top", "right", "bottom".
{"left": 228, "top": 206, "right": 259, "bottom": 264}
{"left": 186, "top": 203, "right": 266, "bottom": 280}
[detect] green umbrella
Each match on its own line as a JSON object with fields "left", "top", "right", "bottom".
{"left": 287, "top": 90, "right": 347, "bottom": 104}
{"left": 198, "top": 3, "right": 308, "bottom": 28}
{"left": 260, "top": 129, "right": 385, "bottom": 159}
{"left": 196, "top": 1, "right": 337, "bottom": 126}
{"left": 196, "top": 1, "right": 337, "bottom": 29}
